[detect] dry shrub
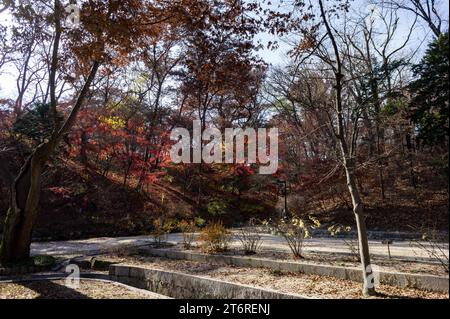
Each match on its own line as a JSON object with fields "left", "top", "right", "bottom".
{"left": 264, "top": 216, "right": 320, "bottom": 259}
{"left": 151, "top": 218, "right": 176, "bottom": 246}
{"left": 178, "top": 220, "right": 198, "bottom": 249}
{"left": 199, "top": 222, "right": 231, "bottom": 253}
{"left": 328, "top": 224, "right": 360, "bottom": 261}
{"left": 236, "top": 219, "right": 263, "bottom": 255}
{"left": 410, "top": 225, "right": 449, "bottom": 273}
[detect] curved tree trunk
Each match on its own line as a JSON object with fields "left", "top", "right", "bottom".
{"left": 0, "top": 61, "right": 100, "bottom": 265}
{"left": 0, "top": 143, "right": 50, "bottom": 263}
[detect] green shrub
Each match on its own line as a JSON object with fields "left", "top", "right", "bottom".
{"left": 33, "top": 255, "right": 56, "bottom": 267}
{"left": 207, "top": 200, "right": 228, "bottom": 217}
{"left": 13, "top": 103, "right": 63, "bottom": 142}
{"left": 194, "top": 217, "right": 206, "bottom": 228}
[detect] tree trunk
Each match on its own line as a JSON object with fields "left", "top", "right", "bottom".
{"left": 123, "top": 158, "right": 133, "bottom": 188}
{"left": 0, "top": 143, "right": 50, "bottom": 264}
{"left": 405, "top": 133, "right": 417, "bottom": 189}
{"left": 80, "top": 130, "right": 89, "bottom": 168}
{"left": 318, "top": 0, "right": 376, "bottom": 296}
{"left": 0, "top": 61, "right": 99, "bottom": 265}
{"left": 342, "top": 156, "right": 376, "bottom": 296}
{"left": 136, "top": 147, "right": 150, "bottom": 191}
{"left": 377, "top": 159, "right": 386, "bottom": 201}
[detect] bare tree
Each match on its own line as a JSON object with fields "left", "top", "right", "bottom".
{"left": 375, "top": 0, "right": 445, "bottom": 37}
{"left": 0, "top": 2, "right": 10, "bottom": 15}
{"left": 316, "top": 0, "right": 376, "bottom": 296}
{"left": 337, "top": 5, "right": 418, "bottom": 200}
{"left": 0, "top": 26, "right": 12, "bottom": 74}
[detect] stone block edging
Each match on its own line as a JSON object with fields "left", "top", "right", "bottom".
{"left": 139, "top": 247, "right": 449, "bottom": 293}
{"left": 0, "top": 265, "right": 51, "bottom": 276}
{"left": 109, "top": 264, "right": 307, "bottom": 299}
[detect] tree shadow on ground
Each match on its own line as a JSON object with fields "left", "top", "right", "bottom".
{"left": 16, "top": 280, "right": 91, "bottom": 299}
{"left": 373, "top": 291, "right": 418, "bottom": 299}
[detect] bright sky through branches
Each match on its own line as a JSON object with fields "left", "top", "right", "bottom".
{"left": 0, "top": 0, "right": 448, "bottom": 100}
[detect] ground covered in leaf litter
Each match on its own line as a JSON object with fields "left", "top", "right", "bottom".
{"left": 172, "top": 244, "right": 449, "bottom": 276}
{"left": 101, "top": 255, "right": 449, "bottom": 299}
{"left": 0, "top": 279, "right": 166, "bottom": 299}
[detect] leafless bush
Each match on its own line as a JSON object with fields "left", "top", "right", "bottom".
{"left": 178, "top": 220, "right": 198, "bottom": 249}
{"left": 151, "top": 218, "right": 176, "bottom": 246}
{"left": 264, "top": 216, "right": 320, "bottom": 259}
{"left": 328, "top": 224, "right": 360, "bottom": 261}
{"left": 410, "top": 226, "right": 449, "bottom": 273}
{"left": 236, "top": 219, "right": 263, "bottom": 255}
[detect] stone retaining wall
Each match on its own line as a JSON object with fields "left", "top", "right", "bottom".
{"left": 139, "top": 247, "right": 449, "bottom": 293}
{"left": 109, "top": 264, "right": 306, "bottom": 299}
{"left": 0, "top": 265, "right": 51, "bottom": 276}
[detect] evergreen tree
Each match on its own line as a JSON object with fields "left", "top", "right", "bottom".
{"left": 409, "top": 33, "right": 449, "bottom": 146}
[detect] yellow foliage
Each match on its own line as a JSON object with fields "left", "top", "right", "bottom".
{"left": 99, "top": 116, "right": 126, "bottom": 129}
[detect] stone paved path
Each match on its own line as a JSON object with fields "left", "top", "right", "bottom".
{"left": 31, "top": 232, "right": 449, "bottom": 262}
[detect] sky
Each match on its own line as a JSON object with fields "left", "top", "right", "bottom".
{"left": 0, "top": 0, "right": 449, "bottom": 100}
{"left": 255, "top": 0, "right": 449, "bottom": 66}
